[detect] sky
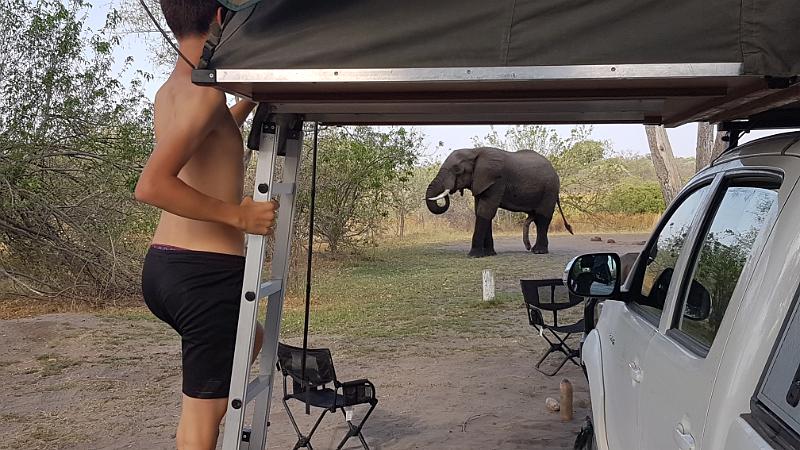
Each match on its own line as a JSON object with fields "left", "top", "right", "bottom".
{"left": 89, "top": 1, "right": 787, "bottom": 162}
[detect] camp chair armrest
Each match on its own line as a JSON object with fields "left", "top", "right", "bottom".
{"left": 339, "top": 379, "right": 372, "bottom": 388}
{"left": 335, "top": 379, "right": 377, "bottom": 407}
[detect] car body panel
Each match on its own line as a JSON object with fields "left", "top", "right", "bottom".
{"left": 584, "top": 132, "right": 800, "bottom": 450}
{"left": 582, "top": 328, "right": 609, "bottom": 450}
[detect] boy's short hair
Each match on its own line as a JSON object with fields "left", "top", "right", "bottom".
{"left": 160, "top": 0, "right": 219, "bottom": 39}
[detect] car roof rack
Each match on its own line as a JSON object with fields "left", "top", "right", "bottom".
{"left": 719, "top": 107, "right": 800, "bottom": 150}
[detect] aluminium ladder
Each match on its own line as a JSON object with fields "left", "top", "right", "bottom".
{"left": 221, "top": 114, "right": 304, "bottom": 450}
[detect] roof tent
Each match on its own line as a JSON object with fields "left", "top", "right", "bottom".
{"left": 194, "top": 0, "right": 800, "bottom": 126}
{"left": 199, "top": 3, "right": 799, "bottom": 447}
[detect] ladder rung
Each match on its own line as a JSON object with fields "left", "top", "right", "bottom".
{"left": 259, "top": 280, "right": 282, "bottom": 299}
{"left": 272, "top": 182, "right": 296, "bottom": 195}
{"left": 245, "top": 377, "right": 271, "bottom": 404}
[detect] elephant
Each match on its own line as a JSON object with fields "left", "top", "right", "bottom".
{"left": 425, "top": 147, "right": 573, "bottom": 257}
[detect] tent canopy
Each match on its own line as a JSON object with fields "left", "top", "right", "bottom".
{"left": 195, "top": 0, "right": 800, "bottom": 126}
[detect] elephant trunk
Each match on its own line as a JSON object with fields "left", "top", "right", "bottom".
{"left": 425, "top": 175, "right": 451, "bottom": 215}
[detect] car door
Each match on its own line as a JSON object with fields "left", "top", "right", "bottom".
{"left": 638, "top": 169, "right": 784, "bottom": 450}
{"left": 596, "top": 181, "right": 716, "bottom": 450}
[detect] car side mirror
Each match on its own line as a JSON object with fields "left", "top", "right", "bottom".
{"left": 683, "top": 280, "right": 712, "bottom": 321}
{"left": 564, "top": 253, "right": 621, "bottom": 298}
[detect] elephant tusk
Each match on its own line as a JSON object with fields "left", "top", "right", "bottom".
{"left": 427, "top": 190, "right": 450, "bottom": 201}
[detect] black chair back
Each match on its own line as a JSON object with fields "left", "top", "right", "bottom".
{"left": 520, "top": 278, "right": 584, "bottom": 311}
{"left": 277, "top": 343, "right": 337, "bottom": 388}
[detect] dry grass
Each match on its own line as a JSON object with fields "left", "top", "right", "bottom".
{"left": 395, "top": 212, "right": 658, "bottom": 238}
{"left": 0, "top": 297, "right": 93, "bottom": 320}
{"left": 0, "top": 211, "right": 657, "bottom": 321}
{"left": 562, "top": 212, "right": 660, "bottom": 234}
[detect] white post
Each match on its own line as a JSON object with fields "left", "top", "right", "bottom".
{"left": 482, "top": 269, "right": 495, "bottom": 302}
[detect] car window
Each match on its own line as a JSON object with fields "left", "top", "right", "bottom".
{"left": 755, "top": 287, "right": 800, "bottom": 445}
{"left": 637, "top": 185, "right": 710, "bottom": 319}
{"left": 677, "top": 185, "right": 778, "bottom": 349}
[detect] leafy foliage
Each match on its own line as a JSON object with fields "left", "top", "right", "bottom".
{"left": 117, "top": 0, "right": 176, "bottom": 70}
{"left": 0, "top": 0, "right": 153, "bottom": 299}
{"left": 388, "top": 164, "right": 437, "bottom": 238}
{"left": 295, "top": 126, "right": 421, "bottom": 252}
{"left": 604, "top": 182, "right": 664, "bottom": 214}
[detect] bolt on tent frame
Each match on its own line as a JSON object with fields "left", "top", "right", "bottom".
{"left": 192, "top": 0, "right": 800, "bottom": 448}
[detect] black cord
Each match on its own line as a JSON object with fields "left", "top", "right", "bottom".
{"left": 300, "top": 122, "right": 319, "bottom": 415}
{"left": 136, "top": 0, "right": 197, "bottom": 70}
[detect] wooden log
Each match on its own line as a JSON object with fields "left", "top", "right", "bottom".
{"left": 560, "top": 378, "right": 574, "bottom": 421}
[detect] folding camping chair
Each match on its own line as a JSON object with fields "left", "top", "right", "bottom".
{"left": 276, "top": 342, "right": 378, "bottom": 450}
{"left": 520, "top": 278, "right": 585, "bottom": 376}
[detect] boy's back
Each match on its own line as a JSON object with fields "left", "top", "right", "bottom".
{"left": 151, "top": 77, "right": 246, "bottom": 255}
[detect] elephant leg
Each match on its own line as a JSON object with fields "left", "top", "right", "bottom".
{"left": 522, "top": 214, "right": 534, "bottom": 251}
{"left": 484, "top": 222, "right": 496, "bottom": 256}
{"left": 470, "top": 217, "right": 493, "bottom": 257}
{"left": 532, "top": 213, "right": 553, "bottom": 254}
{"left": 470, "top": 196, "right": 499, "bottom": 258}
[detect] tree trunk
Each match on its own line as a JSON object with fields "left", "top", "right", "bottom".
{"left": 645, "top": 125, "right": 683, "bottom": 205}
{"left": 695, "top": 122, "right": 716, "bottom": 172}
{"left": 399, "top": 209, "right": 405, "bottom": 239}
{"left": 713, "top": 130, "right": 728, "bottom": 158}
{"left": 696, "top": 123, "right": 730, "bottom": 172}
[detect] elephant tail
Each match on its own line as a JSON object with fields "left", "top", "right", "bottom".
{"left": 557, "top": 198, "right": 574, "bottom": 235}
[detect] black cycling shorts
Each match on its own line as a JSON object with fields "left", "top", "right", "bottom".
{"left": 141, "top": 246, "right": 244, "bottom": 399}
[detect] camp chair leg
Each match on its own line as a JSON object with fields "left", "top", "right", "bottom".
{"left": 554, "top": 332, "right": 582, "bottom": 366}
{"left": 358, "top": 431, "right": 370, "bottom": 449}
{"left": 306, "top": 409, "right": 330, "bottom": 443}
{"left": 535, "top": 344, "right": 556, "bottom": 367}
{"left": 336, "top": 402, "right": 377, "bottom": 450}
{"left": 550, "top": 353, "right": 573, "bottom": 377}
{"left": 535, "top": 343, "right": 562, "bottom": 376}
{"left": 535, "top": 331, "right": 583, "bottom": 376}
{"left": 536, "top": 349, "right": 570, "bottom": 377}
{"left": 284, "top": 397, "right": 329, "bottom": 449}
{"left": 283, "top": 397, "right": 304, "bottom": 442}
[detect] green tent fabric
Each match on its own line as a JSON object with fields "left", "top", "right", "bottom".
{"left": 204, "top": 0, "right": 799, "bottom": 77}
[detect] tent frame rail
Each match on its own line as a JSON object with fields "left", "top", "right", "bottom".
{"left": 193, "top": 63, "right": 798, "bottom": 127}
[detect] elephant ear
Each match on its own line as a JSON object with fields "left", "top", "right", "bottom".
{"left": 471, "top": 149, "right": 505, "bottom": 196}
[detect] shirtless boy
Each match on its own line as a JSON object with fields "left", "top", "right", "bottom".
{"left": 134, "top": 2, "right": 277, "bottom": 449}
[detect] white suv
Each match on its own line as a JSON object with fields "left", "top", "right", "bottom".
{"left": 565, "top": 132, "right": 800, "bottom": 450}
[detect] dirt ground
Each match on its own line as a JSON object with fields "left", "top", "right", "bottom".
{"left": 0, "top": 234, "right": 646, "bottom": 450}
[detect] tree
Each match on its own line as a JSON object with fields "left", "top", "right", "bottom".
{"left": 295, "top": 126, "right": 421, "bottom": 252}
{"left": 117, "top": 0, "right": 176, "bottom": 70}
{"left": 473, "top": 125, "right": 565, "bottom": 155}
{"left": 0, "top": 0, "right": 153, "bottom": 299}
{"left": 605, "top": 181, "right": 664, "bottom": 214}
{"left": 647, "top": 122, "right": 731, "bottom": 206}
{"left": 695, "top": 122, "right": 729, "bottom": 172}
{"left": 389, "top": 165, "right": 436, "bottom": 238}
{"left": 645, "top": 125, "right": 683, "bottom": 205}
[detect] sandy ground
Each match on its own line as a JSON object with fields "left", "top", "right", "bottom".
{"left": 0, "top": 234, "right": 646, "bottom": 450}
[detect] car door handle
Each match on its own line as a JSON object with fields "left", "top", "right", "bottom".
{"left": 628, "top": 361, "right": 643, "bottom": 383}
{"left": 673, "top": 424, "right": 696, "bottom": 450}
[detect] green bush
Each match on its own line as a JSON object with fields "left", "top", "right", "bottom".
{"left": 605, "top": 181, "right": 665, "bottom": 214}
